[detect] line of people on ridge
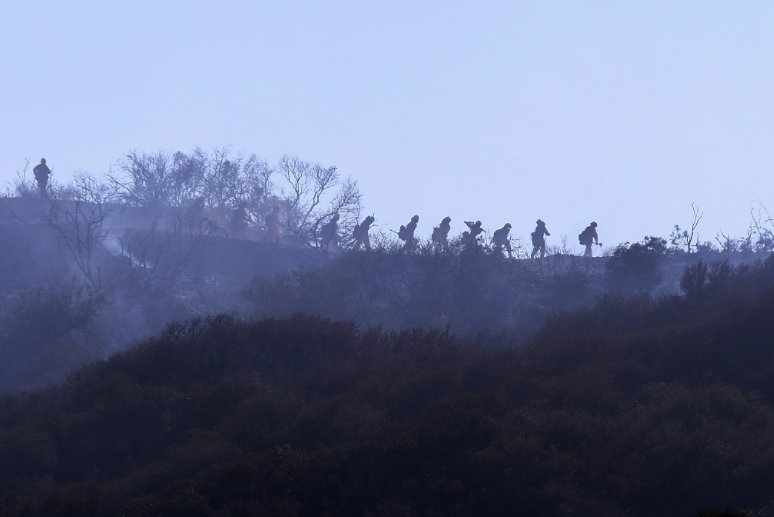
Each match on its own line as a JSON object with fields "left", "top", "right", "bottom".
{"left": 30, "top": 158, "right": 602, "bottom": 258}
{"left": 350, "top": 214, "right": 602, "bottom": 258}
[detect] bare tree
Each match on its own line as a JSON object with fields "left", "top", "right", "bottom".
{"left": 276, "top": 155, "right": 363, "bottom": 252}
{"left": 168, "top": 149, "right": 208, "bottom": 207}
{"left": 45, "top": 173, "right": 113, "bottom": 288}
{"left": 203, "top": 148, "right": 248, "bottom": 210}
{"left": 243, "top": 156, "right": 275, "bottom": 221}
{"left": 714, "top": 230, "right": 738, "bottom": 254}
{"left": 748, "top": 205, "right": 774, "bottom": 253}
{"left": 118, "top": 217, "right": 164, "bottom": 291}
{"left": 670, "top": 203, "right": 703, "bottom": 254}
{"left": 109, "top": 151, "right": 174, "bottom": 209}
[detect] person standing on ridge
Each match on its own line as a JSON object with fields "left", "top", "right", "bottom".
{"left": 33, "top": 158, "right": 51, "bottom": 196}
{"left": 579, "top": 221, "right": 600, "bottom": 257}
{"left": 398, "top": 215, "right": 419, "bottom": 251}
{"left": 531, "top": 219, "right": 551, "bottom": 259}
{"left": 463, "top": 220, "right": 484, "bottom": 250}
{"left": 320, "top": 213, "right": 341, "bottom": 251}
{"left": 353, "top": 215, "right": 375, "bottom": 251}
{"left": 492, "top": 223, "right": 513, "bottom": 258}
{"left": 432, "top": 216, "right": 451, "bottom": 252}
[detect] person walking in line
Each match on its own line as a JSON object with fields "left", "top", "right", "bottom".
{"left": 579, "top": 221, "right": 600, "bottom": 257}
{"left": 398, "top": 215, "right": 419, "bottom": 251}
{"left": 531, "top": 219, "right": 550, "bottom": 259}
{"left": 353, "top": 215, "right": 375, "bottom": 251}
{"left": 33, "top": 158, "right": 51, "bottom": 196}
{"left": 463, "top": 220, "right": 484, "bottom": 250}
{"left": 432, "top": 216, "right": 451, "bottom": 252}
{"left": 492, "top": 223, "right": 513, "bottom": 258}
{"left": 320, "top": 213, "right": 341, "bottom": 251}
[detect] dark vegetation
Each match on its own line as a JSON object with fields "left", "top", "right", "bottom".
{"left": 2, "top": 257, "right": 774, "bottom": 515}
{"left": 5, "top": 149, "right": 774, "bottom": 514}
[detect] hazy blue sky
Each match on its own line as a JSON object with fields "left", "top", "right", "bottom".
{"left": 2, "top": 1, "right": 773, "bottom": 250}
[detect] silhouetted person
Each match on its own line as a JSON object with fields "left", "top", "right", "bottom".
{"left": 266, "top": 205, "right": 282, "bottom": 244}
{"left": 230, "top": 202, "right": 250, "bottom": 237}
{"left": 465, "top": 220, "right": 484, "bottom": 239}
{"left": 398, "top": 215, "right": 419, "bottom": 251}
{"left": 492, "top": 223, "right": 513, "bottom": 258}
{"left": 320, "top": 213, "right": 340, "bottom": 250}
{"left": 463, "top": 220, "right": 484, "bottom": 250}
{"left": 461, "top": 230, "right": 474, "bottom": 250}
{"left": 531, "top": 219, "right": 551, "bottom": 259}
{"left": 353, "top": 215, "right": 375, "bottom": 251}
{"left": 579, "top": 221, "right": 600, "bottom": 257}
{"left": 33, "top": 158, "right": 51, "bottom": 196}
{"left": 432, "top": 216, "right": 451, "bottom": 252}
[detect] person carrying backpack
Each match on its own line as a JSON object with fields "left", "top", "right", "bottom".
{"left": 320, "top": 213, "right": 341, "bottom": 251}
{"left": 353, "top": 215, "right": 375, "bottom": 251}
{"left": 398, "top": 215, "right": 419, "bottom": 251}
{"left": 33, "top": 158, "right": 51, "bottom": 196}
{"left": 492, "top": 223, "right": 513, "bottom": 258}
{"left": 432, "top": 216, "right": 451, "bottom": 252}
{"left": 531, "top": 219, "right": 550, "bottom": 259}
{"left": 579, "top": 221, "right": 600, "bottom": 257}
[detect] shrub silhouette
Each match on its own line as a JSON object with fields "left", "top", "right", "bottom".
{"left": 0, "top": 279, "right": 103, "bottom": 391}
{"left": 605, "top": 236, "right": 668, "bottom": 293}
{"left": 3, "top": 257, "right": 774, "bottom": 515}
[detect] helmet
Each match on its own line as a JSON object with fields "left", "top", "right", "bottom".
{"left": 536, "top": 219, "right": 544, "bottom": 225}
{"left": 40, "top": 158, "right": 46, "bottom": 164}
{"left": 411, "top": 215, "right": 419, "bottom": 223}
{"left": 476, "top": 220, "right": 482, "bottom": 226}
{"left": 442, "top": 216, "right": 451, "bottom": 223}
{"left": 591, "top": 221, "right": 597, "bottom": 227}
{"left": 505, "top": 223, "right": 511, "bottom": 228}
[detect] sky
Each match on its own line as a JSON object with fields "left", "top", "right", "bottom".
{"left": 2, "top": 1, "right": 774, "bottom": 250}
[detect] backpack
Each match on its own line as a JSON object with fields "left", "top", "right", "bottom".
{"left": 579, "top": 228, "right": 591, "bottom": 245}
{"left": 397, "top": 225, "right": 408, "bottom": 241}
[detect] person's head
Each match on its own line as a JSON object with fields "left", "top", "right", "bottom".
{"left": 40, "top": 158, "right": 46, "bottom": 164}
{"left": 365, "top": 215, "right": 375, "bottom": 224}
{"left": 536, "top": 219, "right": 544, "bottom": 226}
{"left": 591, "top": 221, "right": 597, "bottom": 227}
{"left": 442, "top": 216, "right": 451, "bottom": 223}
{"left": 475, "top": 220, "right": 482, "bottom": 227}
{"left": 504, "top": 223, "right": 512, "bottom": 230}
{"left": 411, "top": 215, "right": 419, "bottom": 223}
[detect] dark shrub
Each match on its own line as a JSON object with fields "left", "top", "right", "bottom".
{"left": 606, "top": 236, "right": 667, "bottom": 293}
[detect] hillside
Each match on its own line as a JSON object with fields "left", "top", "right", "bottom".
{"left": 2, "top": 257, "right": 774, "bottom": 515}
